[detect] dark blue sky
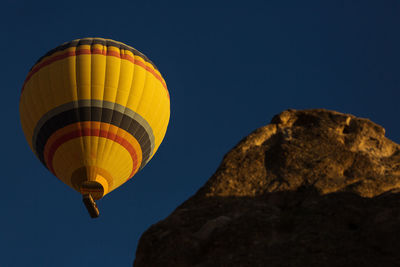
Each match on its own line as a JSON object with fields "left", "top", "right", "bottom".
{"left": 2, "top": 1, "right": 400, "bottom": 266}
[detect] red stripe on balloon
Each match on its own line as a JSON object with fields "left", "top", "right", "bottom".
{"left": 45, "top": 128, "right": 138, "bottom": 179}
{"left": 21, "top": 48, "right": 169, "bottom": 98}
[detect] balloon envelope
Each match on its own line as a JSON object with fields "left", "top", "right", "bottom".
{"left": 20, "top": 38, "right": 170, "bottom": 200}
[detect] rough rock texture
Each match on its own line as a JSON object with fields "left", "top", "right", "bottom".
{"left": 134, "top": 109, "right": 400, "bottom": 267}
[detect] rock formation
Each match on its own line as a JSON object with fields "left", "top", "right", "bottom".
{"left": 134, "top": 109, "right": 400, "bottom": 267}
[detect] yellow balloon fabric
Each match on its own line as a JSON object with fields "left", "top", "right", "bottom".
{"left": 20, "top": 38, "right": 170, "bottom": 200}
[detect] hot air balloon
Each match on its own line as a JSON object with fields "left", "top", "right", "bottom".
{"left": 19, "top": 38, "right": 170, "bottom": 218}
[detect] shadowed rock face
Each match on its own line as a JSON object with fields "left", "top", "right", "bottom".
{"left": 134, "top": 109, "right": 400, "bottom": 267}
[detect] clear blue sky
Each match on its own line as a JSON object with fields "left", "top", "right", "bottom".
{"left": 1, "top": 1, "right": 399, "bottom": 266}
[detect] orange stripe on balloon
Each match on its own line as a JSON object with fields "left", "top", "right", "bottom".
{"left": 45, "top": 128, "right": 138, "bottom": 179}
{"left": 43, "top": 121, "right": 143, "bottom": 175}
{"left": 21, "top": 48, "right": 169, "bottom": 98}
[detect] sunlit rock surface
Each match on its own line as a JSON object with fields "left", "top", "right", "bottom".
{"left": 134, "top": 109, "right": 400, "bottom": 267}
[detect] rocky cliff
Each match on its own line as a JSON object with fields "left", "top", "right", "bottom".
{"left": 134, "top": 109, "right": 400, "bottom": 267}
